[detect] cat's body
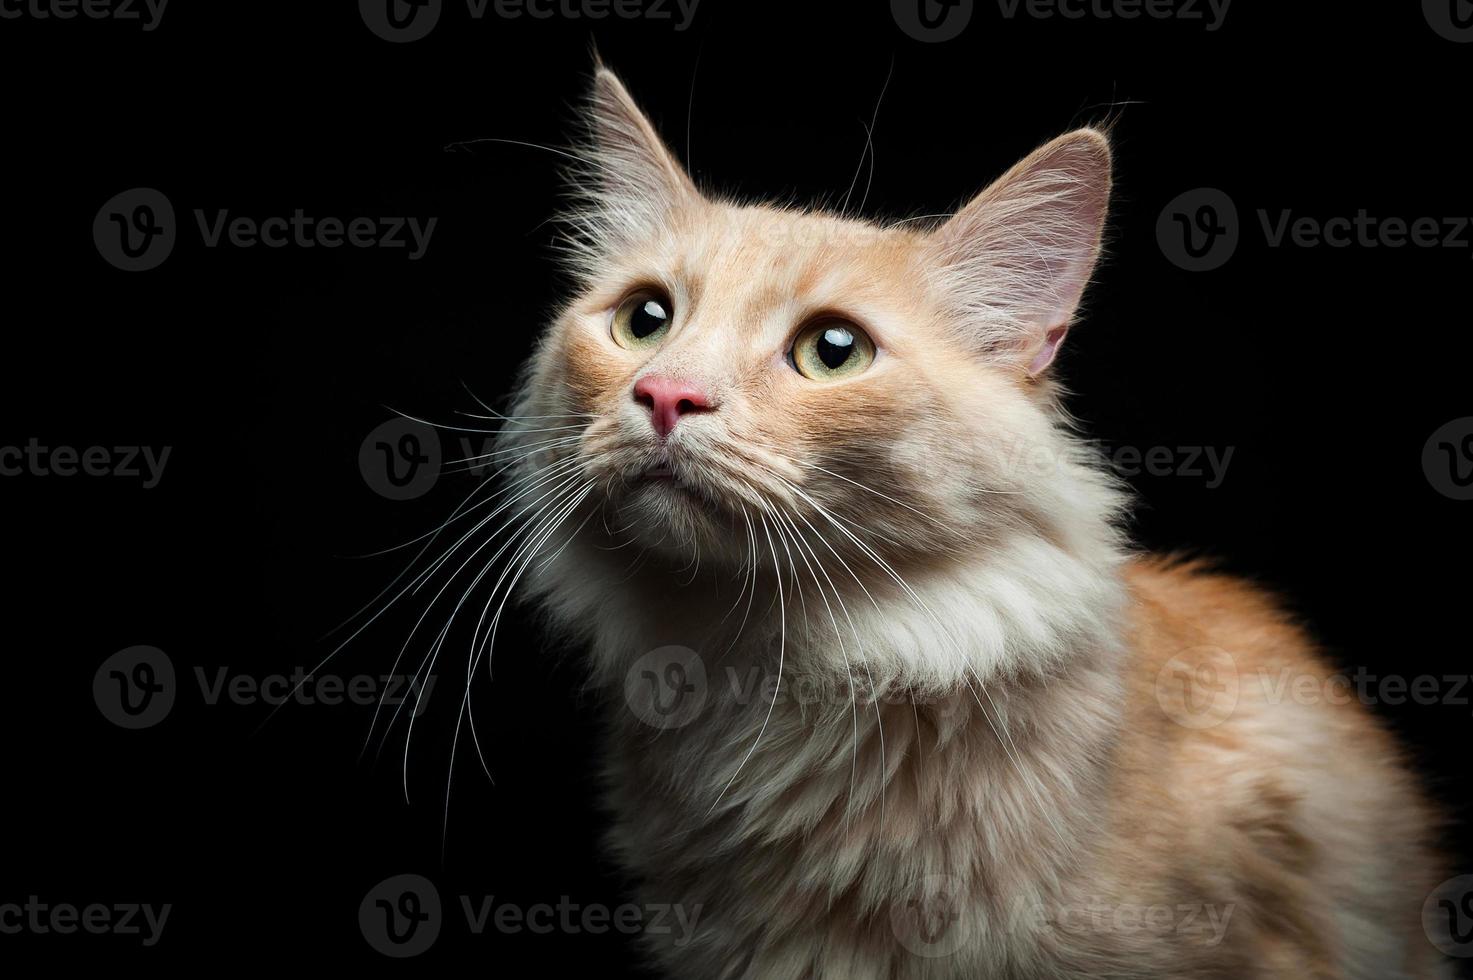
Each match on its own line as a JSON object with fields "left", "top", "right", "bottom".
{"left": 572, "top": 555, "right": 1445, "bottom": 979}
{"left": 498, "top": 66, "right": 1450, "bottom": 977}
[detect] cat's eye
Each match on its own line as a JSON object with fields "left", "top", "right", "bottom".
{"left": 790, "top": 319, "right": 876, "bottom": 381}
{"left": 611, "top": 289, "right": 673, "bottom": 350}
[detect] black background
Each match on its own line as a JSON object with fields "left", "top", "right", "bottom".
{"left": 2, "top": 0, "right": 1470, "bottom": 972}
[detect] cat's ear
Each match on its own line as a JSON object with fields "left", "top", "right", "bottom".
{"left": 573, "top": 65, "right": 699, "bottom": 250}
{"left": 927, "top": 129, "right": 1111, "bottom": 376}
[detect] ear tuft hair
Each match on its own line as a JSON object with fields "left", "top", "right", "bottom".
{"left": 927, "top": 129, "right": 1112, "bottom": 376}
{"left": 558, "top": 66, "right": 699, "bottom": 272}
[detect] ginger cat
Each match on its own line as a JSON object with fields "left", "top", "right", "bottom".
{"left": 486, "top": 65, "right": 1452, "bottom": 978}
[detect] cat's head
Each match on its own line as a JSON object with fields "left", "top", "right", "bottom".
{"left": 508, "top": 67, "right": 1121, "bottom": 590}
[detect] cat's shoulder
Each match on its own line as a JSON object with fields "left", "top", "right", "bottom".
{"left": 1123, "top": 552, "right": 1310, "bottom": 665}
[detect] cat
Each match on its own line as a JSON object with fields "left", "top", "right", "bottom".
{"left": 486, "top": 64, "right": 1453, "bottom": 978}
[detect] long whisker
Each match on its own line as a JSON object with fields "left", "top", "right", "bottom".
{"left": 352, "top": 453, "right": 588, "bottom": 559}
{"left": 408, "top": 458, "right": 590, "bottom": 595}
{"left": 764, "top": 503, "right": 862, "bottom": 832}
{"left": 796, "top": 461, "right": 958, "bottom": 527}
{"left": 440, "top": 433, "right": 584, "bottom": 469}
{"left": 373, "top": 465, "right": 596, "bottom": 776}
{"left": 774, "top": 504, "right": 886, "bottom": 831}
{"left": 260, "top": 458, "right": 586, "bottom": 739}
{"left": 389, "top": 471, "right": 592, "bottom": 796}
{"left": 706, "top": 510, "right": 786, "bottom": 819}
{"left": 442, "top": 479, "right": 596, "bottom": 853}
{"left": 324, "top": 463, "right": 505, "bottom": 626}
{"left": 442, "top": 135, "right": 591, "bottom": 166}
{"left": 448, "top": 421, "right": 588, "bottom": 436}
{"left": 387, "top": 406, "right": 590, "bottom": 437}
{"left": 713, "top": 504, "right": 760, "bottom": 663}
{"left": 455, "top": 379, "right": 596, "bottom": 422}
{"left": 432, "top": 477, "right": 593, "bottom": 814}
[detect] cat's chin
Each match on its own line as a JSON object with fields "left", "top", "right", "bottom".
{"left": 608, "top": 473, "right": 746, "bottom": 561}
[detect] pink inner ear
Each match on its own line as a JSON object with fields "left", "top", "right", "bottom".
{"left": 1028, "top": 325, "right": 1070, "bottom": 375}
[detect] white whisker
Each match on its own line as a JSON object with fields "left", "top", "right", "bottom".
{"left": 706, "top": 511, "right": 785, "bottom": 819}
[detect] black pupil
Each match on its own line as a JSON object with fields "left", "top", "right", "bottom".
{"left": 816, "top": 326, "right": 855, "bottom": 369}
{"left": 630, "top": 298, "right": 668, "bottom": 338}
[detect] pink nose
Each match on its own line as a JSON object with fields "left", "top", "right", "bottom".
{"left": 633, "top": 375, "right": 712, "bottom": 439}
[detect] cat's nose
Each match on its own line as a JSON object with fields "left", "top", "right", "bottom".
{"left": 633, "top": 375, "right": 713, "bottom": 439}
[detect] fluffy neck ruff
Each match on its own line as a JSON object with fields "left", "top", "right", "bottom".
{"left": 517, "top": 428, "right": 1132, "bottom": 974}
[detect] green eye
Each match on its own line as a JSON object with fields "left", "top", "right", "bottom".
{"left": 791, "top": 319, "right": 876, "bottom": 381}
{"left": 612, "top": 290, "right": 673, "bottom": 350}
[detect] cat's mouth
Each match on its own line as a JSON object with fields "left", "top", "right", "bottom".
{"left": 632, "top": 462, "right": 704, "bottom": 498}
{"left": 627, "top": 459, "right": 727, "bottom": 514}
